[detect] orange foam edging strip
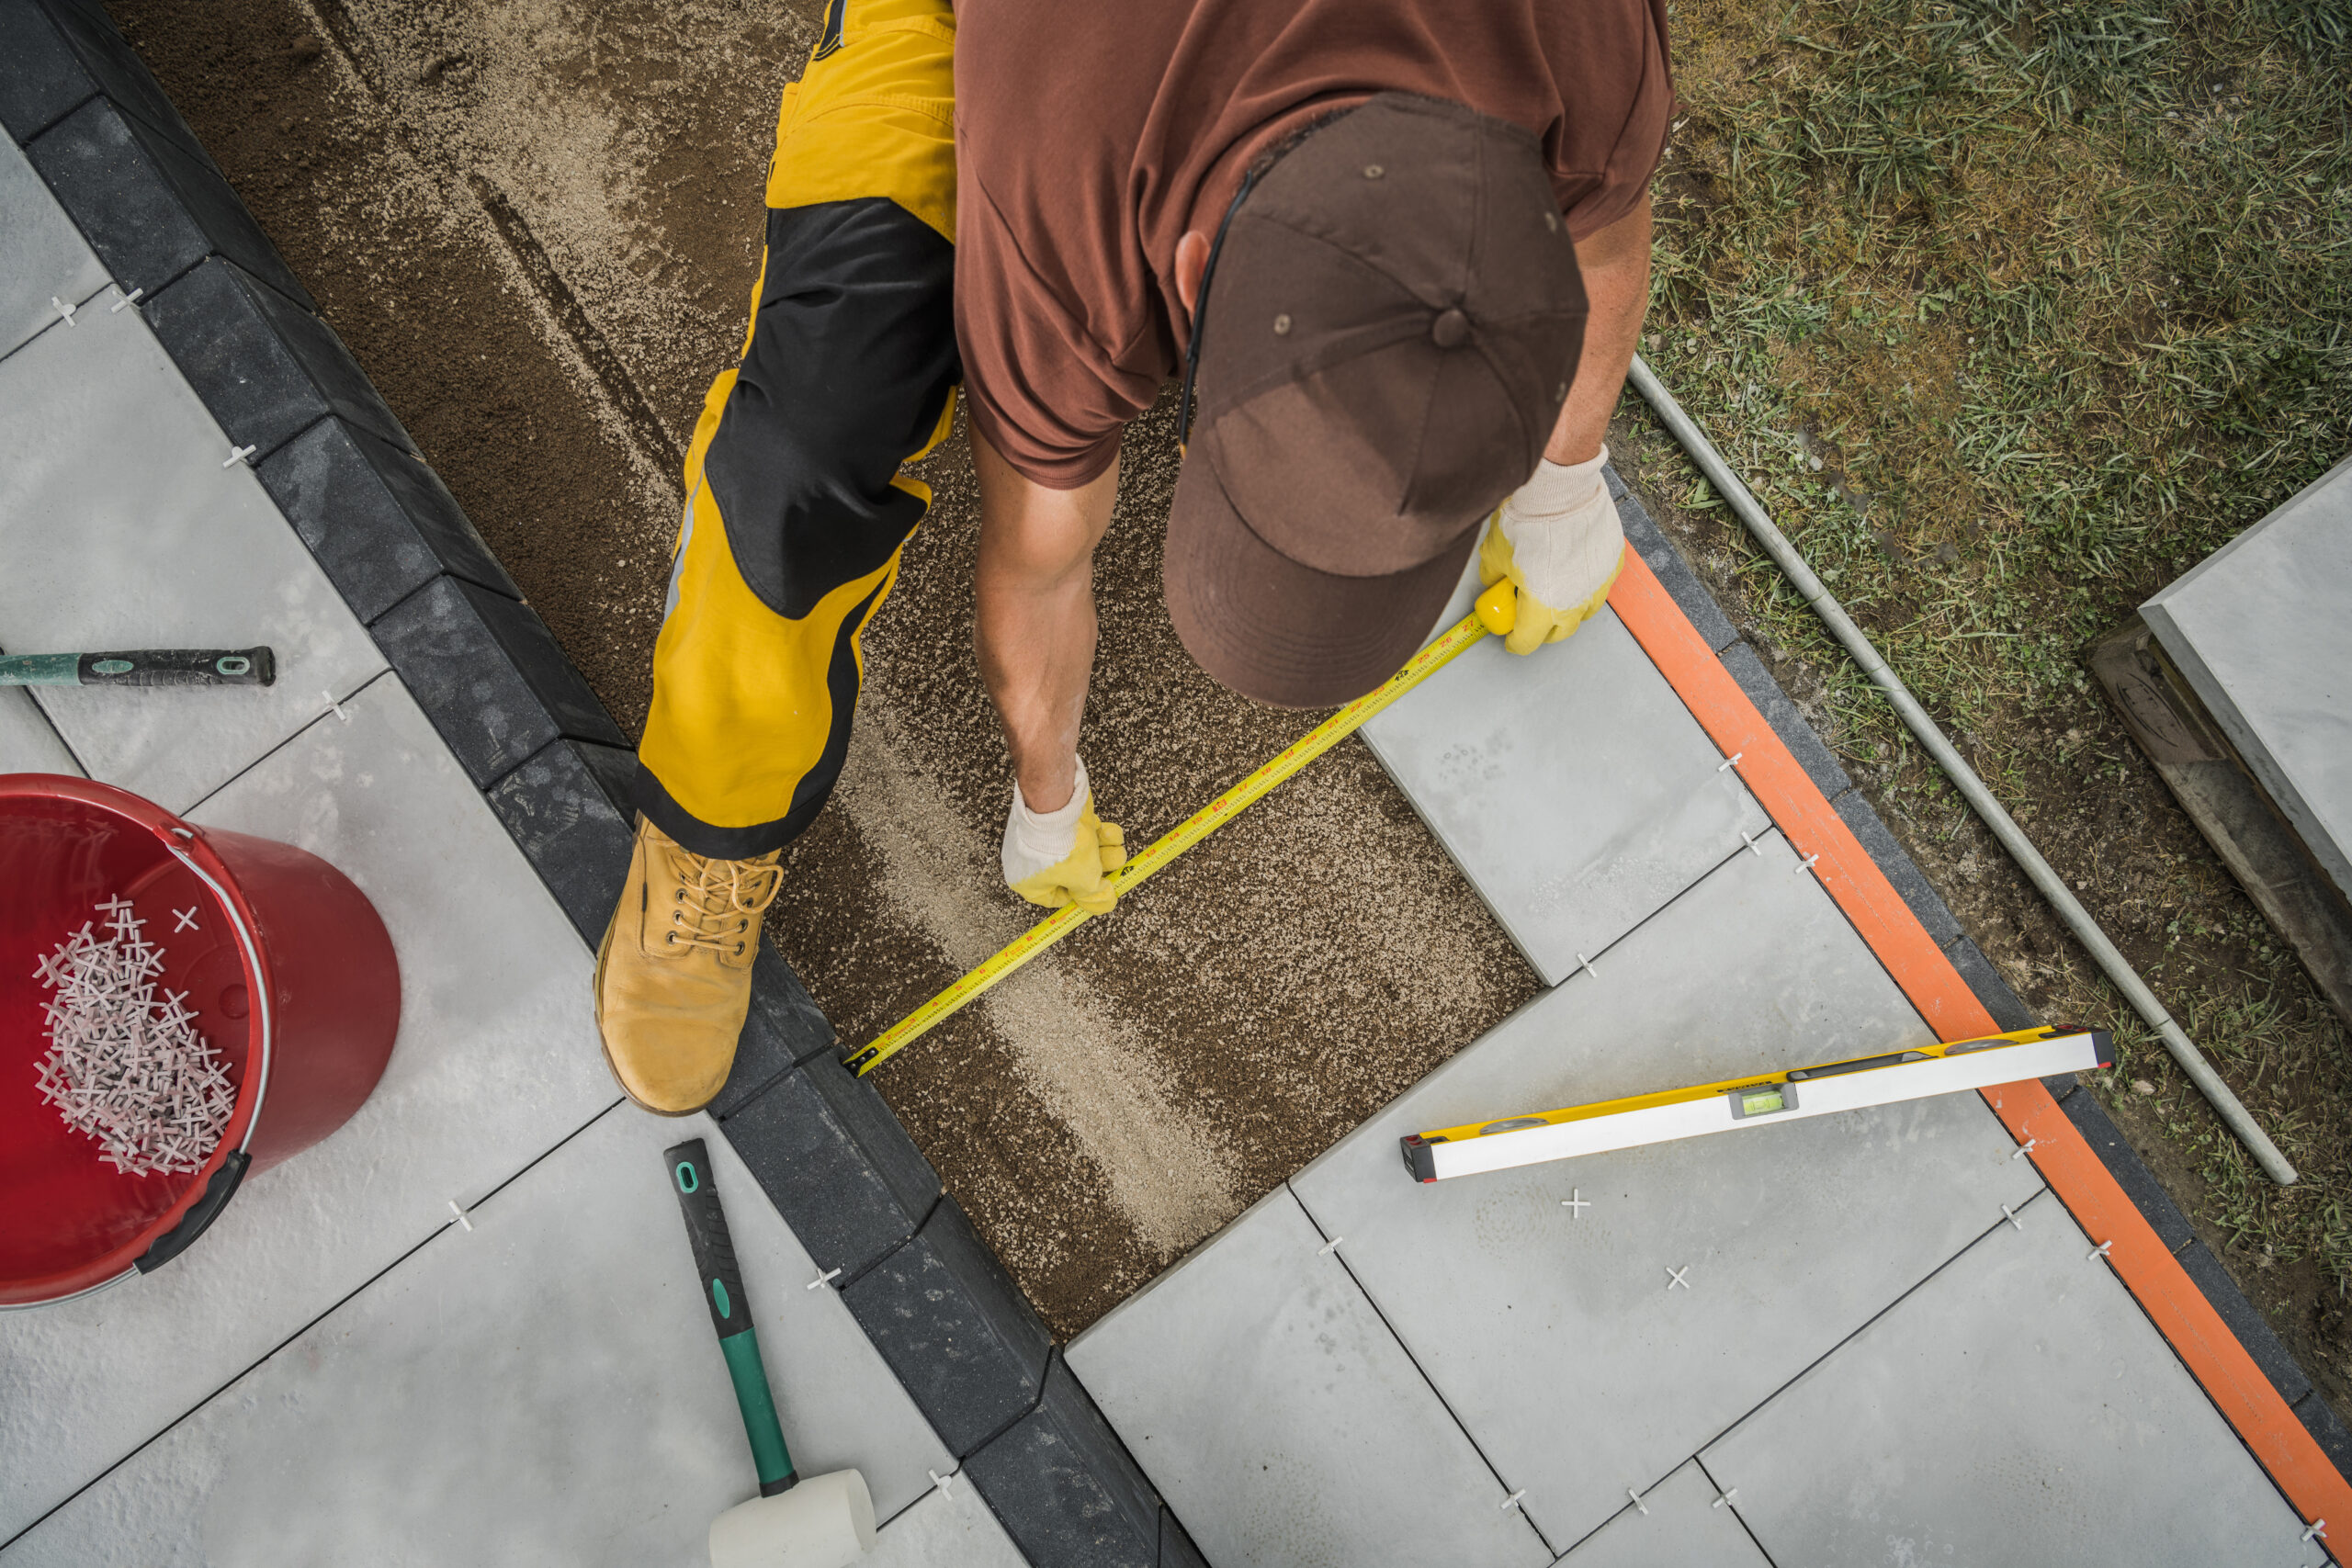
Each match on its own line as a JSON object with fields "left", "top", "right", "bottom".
{"left": 1610, "top": 550, "right": 2350, "bottom": 1546}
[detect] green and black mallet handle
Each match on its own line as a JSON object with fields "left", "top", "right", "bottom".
{"left": 666, "top": 1139, "right": 797, "bottom": 1497}
{"left": 0, "top": 647, "right": 276, "bottom": 687}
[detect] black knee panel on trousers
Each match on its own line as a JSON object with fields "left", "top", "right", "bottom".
{"left": 704, "top": 198, "right": 957, "bottom": 622}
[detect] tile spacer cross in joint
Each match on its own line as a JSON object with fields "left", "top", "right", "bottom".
{"left": 1561, "top": 1189, "right": 1591, "bottom": 1217}
{"left": 447, "top": 1200, "right": 473, "bottom": 1232}
{"left": 51, "top": 296, "right": 77, "bottom": 327}
{"left": 223, "top": 445, "right": 258, "bottom": 468}
{"left": 1499, "top": 1489, "right": 1527, "bottom": 1512}
{"left": 1713, "top": 1487, "right": 1739, "bottom": 1508}
{"left": 110, "top": 288, "right": 143, "bottom": 313}
{"left": 1317, "top": 1235, "right": 1344, "bottom": 1257}
{"left": 1627, "top": 1486, "right": 1649, "bottom": 1516}
{"left": 807, "top": 1267, "right": 842, "bottom": 1291}
{"left": 1666, "top": 1265, "right": 1690, "bottom": 1291}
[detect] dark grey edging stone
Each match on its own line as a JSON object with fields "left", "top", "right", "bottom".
{"left": 484, "top": 736, "right": 638, "bottom": 945}
{"left": 28, "top": 93, "right": 313, "bottom": 310}
{"left": 146, "top": 256, "right": 406, "bottom": 459}
{"left": 0, "top": 0, "right": 215, "bottom": 162}
{"left": 965, "top": 1354, "right": 1161, "bottom": 1568}
{"left": 841, "top": 1195, "right": 1055, "bottom": 1459}
{"left": 372, "top": 575, "right": 625, "bottom": 787}
{"left": 259, "top": 417, "right": 520, "bottom": 623}
{"left": 720, "top": 1055, "right": 939, "bottom": 1281}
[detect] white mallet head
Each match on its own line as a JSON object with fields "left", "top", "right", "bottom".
{"left": 709, "top": 1467, "right": 875, "bottom": 1568}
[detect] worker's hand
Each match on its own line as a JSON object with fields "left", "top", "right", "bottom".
{"left": 1001, "top": 759, "right": 1126, "bottom": 916}
{"left": 1476, "top": 446, "right": 1626, "bottom": 655}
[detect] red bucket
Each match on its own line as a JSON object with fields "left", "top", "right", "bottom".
{"left": 0, "top": 774, "right": 400, "bottom": 1305}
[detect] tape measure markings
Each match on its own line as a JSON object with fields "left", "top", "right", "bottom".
{"left": 846, "top": 612, "right": 1491, "bottom": 1076}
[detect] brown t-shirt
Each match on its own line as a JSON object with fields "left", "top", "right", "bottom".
{"left": 953, "top": 0, "right": 1674, "bottom": 489}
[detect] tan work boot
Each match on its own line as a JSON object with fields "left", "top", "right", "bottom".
{"left": 594, "top": 817, "right": 784, "bottom": 1115}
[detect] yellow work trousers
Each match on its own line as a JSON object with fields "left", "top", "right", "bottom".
{"left": 634, "top": 0, "right": 957, "bottom": 857}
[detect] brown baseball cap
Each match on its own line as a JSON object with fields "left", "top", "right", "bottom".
{"left": 1165, "top": 93, "right": 1588, "bottom": 708}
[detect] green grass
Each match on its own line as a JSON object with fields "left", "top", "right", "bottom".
{"left": 1629, "top": 0, "right": 2352, "bottom": 1316}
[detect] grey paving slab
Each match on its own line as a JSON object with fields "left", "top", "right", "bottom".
{"left": 0, "top": 1107, "right": 954, "bottom": 1566}
{"left": 1365, "top": 556, "right": 1768, "bottom": 986}
{"left": 2144, "top": 452, "right": 2352, "bottom": 905}
{"left": 0, "top": 128, "right": 108, "bottom": 361}
{"left": 0, "top": 674, "right": 617, "bottom": 1540}
{"left": 1067, "top": 1188, "right": 1552, "bottom": 1568}
{"left": 1703, "top": 1190, "right": 2327, "bottom": 1567}
{"left": 0, "top": 290, "right": 382, "bottom": 813}
{"left": 1290, "top": 829, "right": 2033, "bottom": 1548}
{"left": 0, "top": 688, "right": 80, "bottom": 773}
{"left": 1556, "top": 1460, "right": 1768, "bottom": 1567}
{"left": 866, "top": 1482, "right": 1031, "bottom": 1568}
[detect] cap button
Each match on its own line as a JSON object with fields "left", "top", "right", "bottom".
{"left": 1430, "top": 308, "right": 1470, "bottom": 349}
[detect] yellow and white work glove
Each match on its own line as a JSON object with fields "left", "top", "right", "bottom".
{"left": 1476, "top": 446, "right": 1627, "bottom": 655}
{"left": 1001, "top": 758, "right": 1126, "bottom": 916}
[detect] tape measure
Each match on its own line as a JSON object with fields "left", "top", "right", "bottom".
{"left": 1399, "top": 1024, "right": 2114, "bottom": 1182}
{"left": 845, "top": 605, "right": 1500, "bottom": 1076}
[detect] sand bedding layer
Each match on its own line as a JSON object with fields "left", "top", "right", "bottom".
{"left": 117, "top": 0, "right": 1538, "bottom": 1335}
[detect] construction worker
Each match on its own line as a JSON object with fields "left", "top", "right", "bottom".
{"left": 594, "top": 0, "right": 1674, "bottom": 1113}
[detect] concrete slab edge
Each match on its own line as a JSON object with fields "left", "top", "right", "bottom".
{"left": 0, "top": 13, "right": 1194, "bottom": 1561}
{"left": 1607, "top": 479, "right": 2352, "bottom": 1521}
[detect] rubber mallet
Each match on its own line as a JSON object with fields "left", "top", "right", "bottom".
{"left": 664, "top": 1139, "right": 875, "bottom": 1568}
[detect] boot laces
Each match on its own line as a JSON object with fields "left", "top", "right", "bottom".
{"left": 661, "top": 844, "right": 782, "bottom": 957}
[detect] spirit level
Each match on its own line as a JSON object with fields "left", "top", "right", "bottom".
{"left": 1400, "top": 1025, "right": 2113, "bottom": 1183}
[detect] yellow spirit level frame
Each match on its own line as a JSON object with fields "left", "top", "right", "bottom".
{"left": 1401, "top": 1025, "right": 2113, "bottom": 1183}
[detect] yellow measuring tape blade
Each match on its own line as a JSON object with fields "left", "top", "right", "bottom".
{"left": 846, "top": 611, "right": 1492, "bottom": 1076}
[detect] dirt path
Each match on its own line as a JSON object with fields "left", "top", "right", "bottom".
{"left": 117, "top": 0, "right": 1537, "bottom": 1335}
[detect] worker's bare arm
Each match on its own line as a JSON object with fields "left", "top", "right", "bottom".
{"left": 973, "top": 423, "right": 1122, "bottom": 814}
{"left": 1546, "top": 192, "right": 1652, "bottom": 466}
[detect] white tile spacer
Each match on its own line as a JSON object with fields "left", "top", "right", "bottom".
{"left": 1499, "top": 1489, "right": 1527, "bottom": 1512}
{"left": 109, "top": 287, "right": 144, "bottom": 312}
{"left": 1666, "top": 1266, "right": 1690, "bottom": 1291}
{"left": 223, "top": 444, "right": 258, "bottom": 468}
{"left": 2000, "top": 1203, "right": 2024, "bottom": 1232}
{"left": 1739, "top": 828, "right": 1765, "bottom": 856}
{"left": 807, "top": 1267, "right": 842, "bottom": 1291}
{"left": 447, "top": 1200, "right": 473, "bottom": 1232}
{"left": 2087, "top": 1240, "right": 2113, "bottom": 1262}
{"left": 1793, "top": 852, "right": 1822, "bottom": 875}
{"left": 1717, "top": 751, "right": 1743, "bottom": 772}
{"left": 172, "top": 906, "right": 200, "bottom": 932}
{"left": 1627, "top": 1486, "right": 1649, "bottom": 1516}
{"left": 51, "top": 296, "right": 77, "bottom": 326}
{"left": 323, "top": 690, "right": 351, "bottom": 723}
{"left": 1713, "top": 1487, "right": 1739, "bottom": 1509}
{"left": 1574, "top": 952, "right": 1599, "bottom": 979}
{"left": 928, "top": 1469, "right": 956, "bottom": 1500}
{"left": 2301, "top": 1518, "right": 2325, "bottom": 1543}
{"left": 1561, "top": 1189, "right": 1591, "bottom": 1217}
{"left": 1317, "top": 1235, "right": 1344, "bottom": 1257}
{"left": 2011, "top": 1138, "right": 2040, "bottom": 1160}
